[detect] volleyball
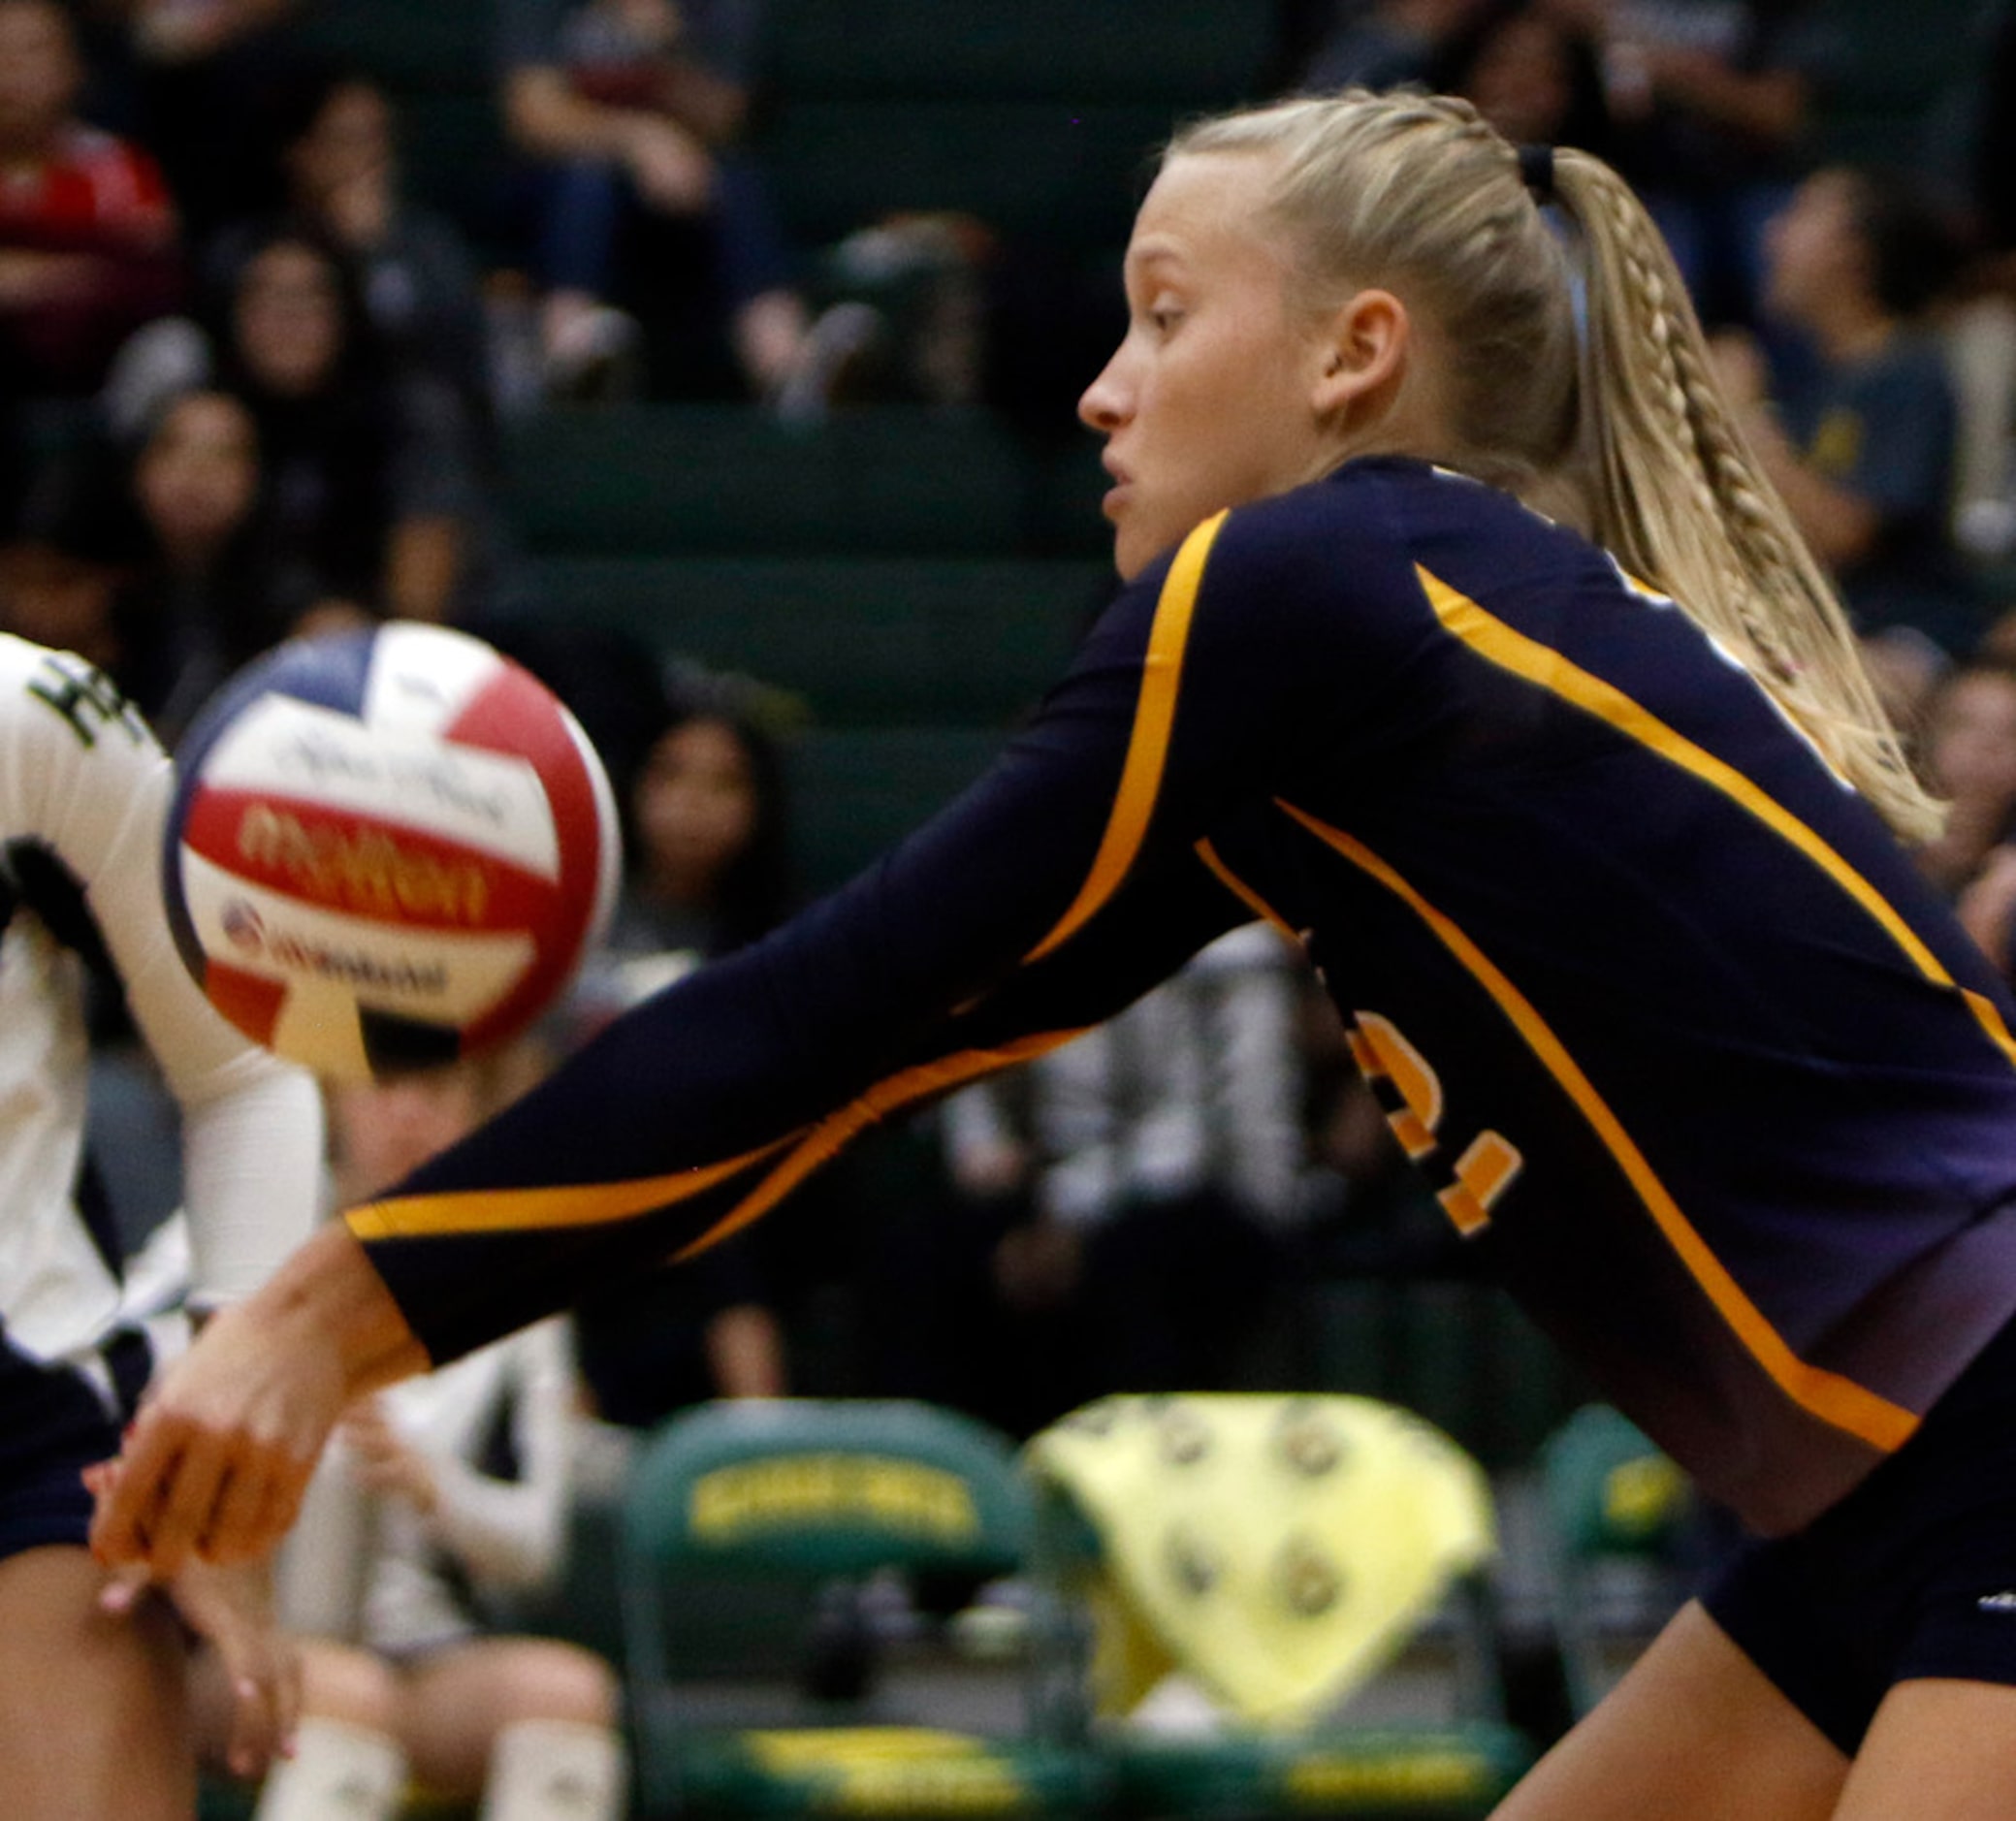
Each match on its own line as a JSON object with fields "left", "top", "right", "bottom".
{"left": 165, "top": 622, "right": 622, "bottom": 1081}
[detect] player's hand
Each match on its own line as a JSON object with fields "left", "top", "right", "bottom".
{"left": 88, "top": 1224, "right": 428, "bottom": 1571}
{"left": 101, "top": 1556, "right": 302, "bottom": 1778}
{"left": 87, "top": 1299, "right": 346, "bottom": 1572}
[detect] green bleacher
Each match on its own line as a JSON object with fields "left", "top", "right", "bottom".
{"left": 763, "top": 0, "right": 1275, "bottom": 105}
{"left": 782, "top": 723, "right": 1003, "bottom": 891}
{"left": 503, "top": 405, "right": 1038, "bottom": 557}
{"left": 1809, "top": 0, "right": 1986, "bottom": 168}
{"left": 525, "top": 554, "right": 1104, "bottom": 725}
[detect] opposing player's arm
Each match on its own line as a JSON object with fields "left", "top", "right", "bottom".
{"left": 0, "top": 642, "right": 324, "bottom": 1305}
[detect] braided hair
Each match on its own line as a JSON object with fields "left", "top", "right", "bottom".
{"left": 1169, "top": 91, "right": 1939, "bottom": 842}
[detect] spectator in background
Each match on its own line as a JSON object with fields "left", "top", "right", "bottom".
{"left": 1552, "top": 0, "right": 1829, "bottom": 331}
{"left": 605, "top": 687, "right": 793, "bottom": 961}
{"left": 911, "top": 923, "right": 1307, "bottom": 1438}
{"left": 1710, "top": 166, "right": 1978, "bottom": 705}
{"left": 249, "top": 1049, "right": 626, "bottom": 1821}
{"left": 0, "top": 389, "right": 271, "bottom": 741}
{"left": 1911, "top": 657, "right": 2016, "bottom": 902}
{"left": 209, "top": 67, "right": 498, "bottom": 442}
{"left": 110, "top": 225, "right": 490, "bottom": 630}
{"left": 0, "top": 0, "right": 180, "bottom": 399}
{"left": 102, "top": 0, "right": 304, "bottom": 242}
{"left": 0, "top": 471, "right": 124, "bottom": 673}
{"left": 106, "top": 388, "right": 275, "bottom": 737}
{"left": 496, "top": 0, "right": 870, "bottom": 405}
{"left": 564, "top": 685, "right": 790, "bottom": 1428}
{"left": 1290, "top": 0, "right": 1499, "bottom": 93}
{"left": 1444, "top": 1, "right": 1616, "bottom": 156}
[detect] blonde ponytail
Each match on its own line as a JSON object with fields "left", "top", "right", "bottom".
{"left": 1547, "top": 148, "right": 1940, "bottom": 841}
{"left": 1169, "top": 92, "right": 1941, "bottom": 843}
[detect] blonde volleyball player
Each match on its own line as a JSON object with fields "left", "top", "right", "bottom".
{"left": 97, "top": 91, "right": 2016, "bottom": 1816}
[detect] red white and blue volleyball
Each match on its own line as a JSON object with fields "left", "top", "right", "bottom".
{"left": 165, "top": 623, "right": 621, "bottom": 1081}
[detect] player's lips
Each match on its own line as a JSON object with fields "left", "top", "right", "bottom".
{"left": 1101, "top": 457, "right": 1134, "bottom": 520}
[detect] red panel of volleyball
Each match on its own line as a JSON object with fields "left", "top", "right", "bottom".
{"left": 165, "top": 623, "right": 621, "bottom": 1081}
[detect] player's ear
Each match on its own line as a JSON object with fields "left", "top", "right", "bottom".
{"left": 1310, "top": 288, "right": 1410, "bottom": 420}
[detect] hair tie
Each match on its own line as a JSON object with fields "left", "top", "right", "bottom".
{"left": 1518, "top": 143, "right": 1555, "bottom": 205}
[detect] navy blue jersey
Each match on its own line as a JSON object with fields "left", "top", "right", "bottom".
{"left": 350, "top": 458, "right": 2016, "bottom": 1535}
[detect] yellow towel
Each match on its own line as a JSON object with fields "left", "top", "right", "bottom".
{"left": 1027, "top": 1394, "right": 1495, "bottom": 1729}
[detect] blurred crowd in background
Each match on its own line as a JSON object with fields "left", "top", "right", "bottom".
{"left": 13, "top": 3, "right": 2016, "bottom": 1789}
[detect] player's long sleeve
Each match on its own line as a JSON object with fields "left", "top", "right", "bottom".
{"left": 0, "top": 638, "right": 323, "bottom": 1331}
{"left": 348, "top": 511, "right": 1343, "bottom": 1363}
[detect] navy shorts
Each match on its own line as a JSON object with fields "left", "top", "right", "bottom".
{"left": 0, "top": 1328, "right": 151, "bottom": 1563}
{"left": 1704, "top": 1311, "right": 2016, "bottom": 1756}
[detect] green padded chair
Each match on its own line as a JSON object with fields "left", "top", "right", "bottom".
{"left": 1539, "top": 1405, "right": 1692, "bottom": 1718}
{"left": 620, "top": 1398, "right": 1106, "bottom": 1820}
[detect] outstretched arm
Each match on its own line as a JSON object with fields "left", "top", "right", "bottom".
{"left": 91, "top": 507, "right": 1342, "bottom": 1565}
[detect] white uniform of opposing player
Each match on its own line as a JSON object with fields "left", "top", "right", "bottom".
{"left": 0, "top": 632, "right": 322, "bottom": 1817}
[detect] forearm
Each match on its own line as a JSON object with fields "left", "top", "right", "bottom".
{"left": 177, "top": 1062, "right": 325, "bottom": 1306}
{"left": 1742, "top": 408, "right": 1879, "bottom": 568}
{"left": 246, "top": 1223, "right": 432, "bottom": 1400}
{"left": 1646, "top": 52, "right": 1807, "bottom": 144}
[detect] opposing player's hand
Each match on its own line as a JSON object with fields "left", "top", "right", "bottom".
{"left": 103, "top": 1556, "right": 303, "bottom": 1778}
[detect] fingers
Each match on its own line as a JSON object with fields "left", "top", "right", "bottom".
{"left": 206, "top": 1454, "right": 274, "bottom": 1566}
{"left": 202, "top": 1454, "right": 314, "bottom": 1568}
{"left": 96, "top": 1562, "right": 153, "bottom": 1617}
{"left": 88, "top": 1409, "right": 184, "bottom": 1565}
{"left": 216, "top": 1633, "right": 292, "bottom": 1778}
{"left": 143, "top": 1438, "right": 229, "bottom": 1577}
{"left": 277, "top": 1630, "right": 304, "bottom": 1753}
{"left": 89, "top": 1416, "right": 308, "bottom": 1569}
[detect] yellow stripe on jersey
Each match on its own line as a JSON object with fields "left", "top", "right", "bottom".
{"left": 1024, "top": 513, "right": 1226, "bottom": 964}
{"left": 344, "top": 1135, "right": 799, "bottom": 1240}
{"left": 1196, "top": 838, "right": 1300, "bottom": 942}
{"left": 1277, "top": 799, "right": 1920, "bottom": 1456}
{"left": 1415, "top": 566, "right": 2016, "bottom": 1072}
{"left": 671, "top": 1027, "right": 1093, "bottom": 1262}
{"left": 348, "top": 1027, "right": 1093, "bottom": 1251}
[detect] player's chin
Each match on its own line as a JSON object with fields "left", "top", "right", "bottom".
{"left": 1111, "top": 517, "right": 1171, "bottom": 583}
